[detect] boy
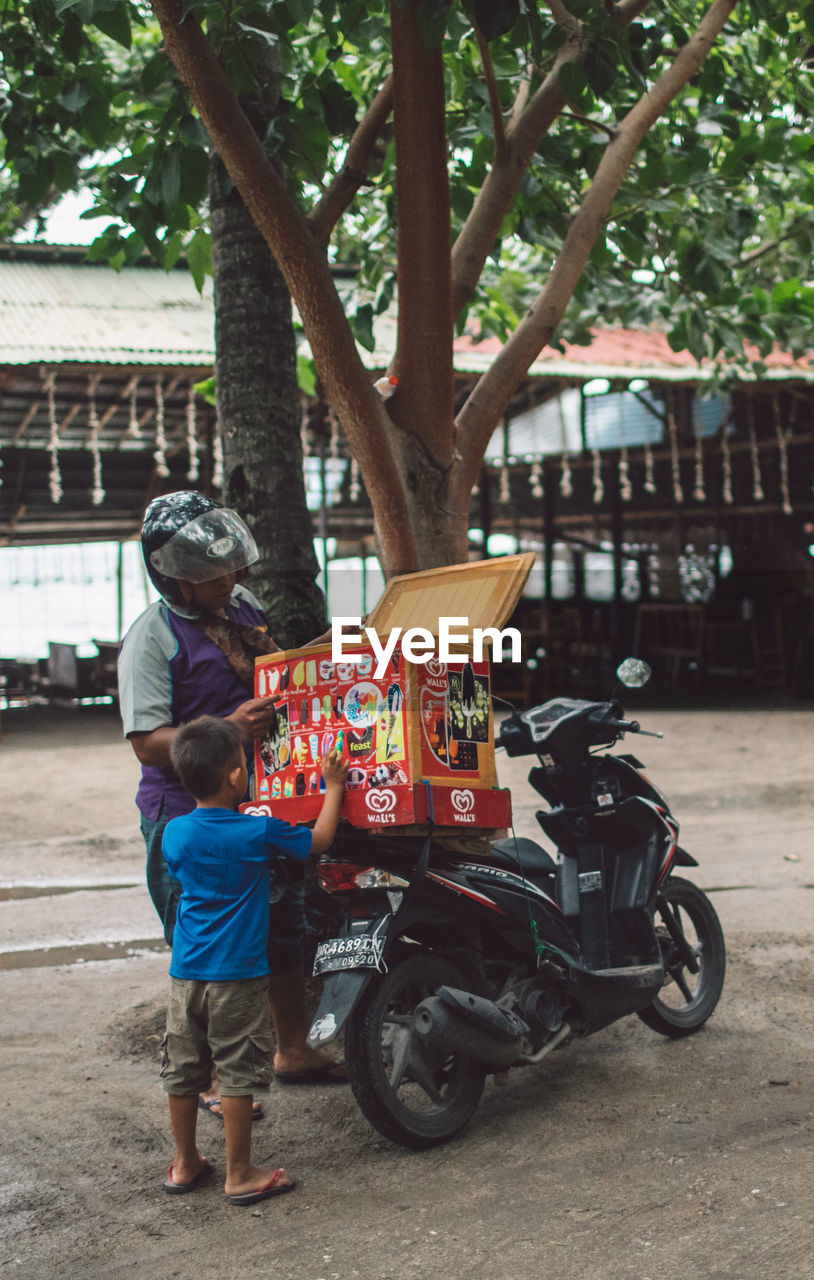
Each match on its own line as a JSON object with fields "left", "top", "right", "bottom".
{"left": 159, "top": 714, "right": 348, "bottom": 1205}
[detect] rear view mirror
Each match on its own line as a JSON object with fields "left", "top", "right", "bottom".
{"left": 616, "top": 658, "right": 652, "bottom": 689}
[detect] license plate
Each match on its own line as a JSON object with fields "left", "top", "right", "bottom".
{"left": 313, "top": 932, "right": 384, "bottom": 976}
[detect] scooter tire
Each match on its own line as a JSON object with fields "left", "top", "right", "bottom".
{"left": 344, "top": 951, "right": 488, "bottom": 1149}
{"left": 638, "top": 875, "right": 726, "bottom": 1038}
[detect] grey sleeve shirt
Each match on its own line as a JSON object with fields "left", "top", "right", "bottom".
{"left": 117, "top": 601, "right": 177, "bottom": 737}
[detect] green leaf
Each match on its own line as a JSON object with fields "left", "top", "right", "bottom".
{"left": 60, "top": 80, "right": 92, "bottom": 113}
{"left": 558, "top": 62, "right": 587, "bottom": 104}
{"left": 296, "top": 353, "right": 317, "bottom": 397}
{"left": 92, "top": 3, "right": 131, "bottom": 49}
{"left": 185, "top": 229, "right": 211, "bottom": 292}
{"left": 350, "top": 301, "right": 375, "bottom": 352}
{"left": 466, "top": 0, "right": 519, "bottom": 40}
{"left": 161, "top": 146, "right": 182, "bottom": 209}
{"left": 770, "top": 278, "right": 801, "bottom": 307}
{"left": 194, "top": 375, "right": 217, "bottom": 405}
{"left": 163, "top": 230, "right": 184, "bottom": 271}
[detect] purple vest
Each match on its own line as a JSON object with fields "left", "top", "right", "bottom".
{"left": 137, "top": 596, "right": 267, "bottom": 821}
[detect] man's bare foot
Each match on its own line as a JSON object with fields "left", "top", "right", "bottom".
{"left": 224, "top": 1164, "right": 296, "bottom": 1205}
{"left": 273, "top": 1047, "right": 347, "bottom": 1083}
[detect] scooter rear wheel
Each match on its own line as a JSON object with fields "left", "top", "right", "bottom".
{"left": 345, "top": 951, "right": 488, "bottom": 1149}
{"left": 638, "top": 876, "right": 726, "bottom": 1038}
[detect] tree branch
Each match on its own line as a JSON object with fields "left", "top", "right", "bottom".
{"left": 308, "top": 76, "right": 394, "bottom": 247}
{"left": 388, "top": 0, "right": 455, "bottom": 466}
{"left": 450, "top": 39, "right": 578, "bottom": 317}
{"left": 450, "top": 0, "right": 653, "bottom": 317}
{"left": 738, "top": 218, "right": 811, "bottom": 266}
{"left": 149, "top": 0, "right": 419, "bottom": 573}
{"left": 476, "top": 24, "right": 507, "bottom": 162}
{"left": 451, "top": 0, "right": 737, "bottom": 497}
{"left": 561, "top": 110, "right": 618, "bottom": 139}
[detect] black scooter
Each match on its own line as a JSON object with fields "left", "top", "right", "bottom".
{"left": 307, "top": 659, "right": 726, "bottom": 1149}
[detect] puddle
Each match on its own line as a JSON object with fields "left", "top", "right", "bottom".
{"left": 0, "top": 938, "right": 166, "bottom": 971}
{"left": 0, "top": 883, "right": 139, "bottom": 902}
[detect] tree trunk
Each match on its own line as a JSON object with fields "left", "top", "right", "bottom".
{"left": 210, "top": 162, "right": 327, "bottom": 646}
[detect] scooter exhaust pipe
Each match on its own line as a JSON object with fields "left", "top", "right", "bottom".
{"left": 414, "top": 986, "right": 529, "bottom": 1071}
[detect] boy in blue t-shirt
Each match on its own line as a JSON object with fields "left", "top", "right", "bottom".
{"left": 159, "top": 714, "right": 347, "bottom": 1205}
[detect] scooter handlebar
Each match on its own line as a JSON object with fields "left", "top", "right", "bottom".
{"left": 604, "top": 717, "right": 664, "bottom": 739}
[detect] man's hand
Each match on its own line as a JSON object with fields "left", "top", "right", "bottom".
{"left": 321, "top": 747, "right": 349, "bottom": 792}
{"left": 227, "top": 697, "right": 278, "bottom": 740}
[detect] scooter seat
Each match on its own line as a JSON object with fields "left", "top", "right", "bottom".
{"left": 489, "top": 836, "right": 558, "bottom": 876}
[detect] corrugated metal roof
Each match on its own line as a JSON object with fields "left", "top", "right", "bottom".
{"left": 0, "top": 259, "right": 216, "bottom": 366}
{"left": 456, "top": 327, "right": 814, "bottom": 382}
{"left": 2, "top": 251, "right": 813, "bottom": 382}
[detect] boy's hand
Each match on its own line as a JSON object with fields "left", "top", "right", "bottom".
{"left": 321, "top": 748, "right": 349, "bottom": 791}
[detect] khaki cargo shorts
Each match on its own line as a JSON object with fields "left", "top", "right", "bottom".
{"left": 160, "top": 975, "right": 274, "bottom": 1096}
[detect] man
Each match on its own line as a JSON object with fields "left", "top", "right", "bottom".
{"left": 118, "top": 490, "right": 345, "bottom": 1089}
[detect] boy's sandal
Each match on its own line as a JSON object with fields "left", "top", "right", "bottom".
{"left": 198, "top": 1096, "right": 264, "bottom": 1121}
{"left": 227, "top": 1169, "right": 296, "bottom": 1206}
{"left": 163, "top": 1157, "right": 214, "bottom": 1195}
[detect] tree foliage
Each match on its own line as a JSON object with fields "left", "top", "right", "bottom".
{"left": 3, "top": 1, "right": 814, "bottom": 570}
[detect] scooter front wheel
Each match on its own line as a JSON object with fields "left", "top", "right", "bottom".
{"left": 344, "top": 952, "right": 488, "bottom": 1149}
{"left": 638, "top": 876, "right": 726, "bottom": 1038}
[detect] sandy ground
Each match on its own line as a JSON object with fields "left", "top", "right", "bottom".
{"left": 2, "top": 698, "right": 814, "bottom": 1280}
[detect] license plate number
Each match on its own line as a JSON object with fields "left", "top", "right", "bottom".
{"left": 313, "top": 933, "right": 383, "bottom": 975}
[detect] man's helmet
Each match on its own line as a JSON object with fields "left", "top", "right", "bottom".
{"left": 141, "top": 490, "right": 259, "bottom": 605}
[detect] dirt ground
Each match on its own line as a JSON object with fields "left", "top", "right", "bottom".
{"left": 2, "top": 697, "right": 814, "bottom": 1280}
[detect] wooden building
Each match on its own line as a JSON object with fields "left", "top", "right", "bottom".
{"left": 2, "top": 242, "right": 814, "bottom": 697}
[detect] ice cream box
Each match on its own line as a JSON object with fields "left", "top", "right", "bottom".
{"left": 247, "top": 553, "right": 534, "bottom": 832}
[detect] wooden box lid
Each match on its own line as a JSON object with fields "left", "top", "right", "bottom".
{"left": 365, "top": 553, "right": 535, "bottom": 637}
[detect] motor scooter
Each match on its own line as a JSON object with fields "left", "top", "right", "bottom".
{"left": 306, "top": 659, "right": 726, "bottom": 1148}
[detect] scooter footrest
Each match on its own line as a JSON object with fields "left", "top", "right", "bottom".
{"left": 590, "top": 963, "right": 663, "bottom": 979}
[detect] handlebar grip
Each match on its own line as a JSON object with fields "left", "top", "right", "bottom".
{"left": 607, "top": 718, "right": 640, "bottom": 733}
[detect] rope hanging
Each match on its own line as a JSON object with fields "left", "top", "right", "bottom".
{"left": 529, "top": 458, "right": 544, "bottom": 500}
{"left": 125, "top": 376, "right": 141, "bottom": 438}
{"left": 153, "top": 377, "right": 170, "bottom": 479}
{"left": 721, "top": 412, "right": 734, "bottom": 505}
{"left": 212, "top": 425, "right": 224, "bottom": 490}
{"left": 642, "top": 427, "right": 656, "bottom": 495}
{"left": 45, "top": 371, "right": 63, "bottom": 504}
{"left": 349, "top": 455, "right": 361, "bottom": 502}
{"left": 618, "top": 394, "right": 632, "bottom": 502}
{"left": 746, "top": 394, "right": 764, "bottom": 502}
{"left": 185, "top": 382, "right": 200, "bottom": 482}
{"left": 772, "top": 391, "right": 792, "bottom": 515}
{"left": 591, "top": 447, "right": 603, "bottom": 504}
{"left": 557, "top": 395, "right": 573, "bottom": 497}
{"left": 328, "top": 405, "right": 340, "bottom": 459}
{"left": 692, "top": 399, "right": 706, "bottom": 502}
{"left": 87, "top": 373, "right": 105, "bottom": 507}
{"left": 498, "top": 419, "right": 510, "bottom": 505}
{"left": 667, "top": 392, "right": 683, "bottom": 503}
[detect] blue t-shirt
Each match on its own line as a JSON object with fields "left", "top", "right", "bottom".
{"left": 162, "top": 808, "right": 312, "bottom": 981}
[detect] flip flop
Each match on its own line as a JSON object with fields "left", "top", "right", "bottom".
{"left": 227, "top": 1169, "right": 297, "bottom": 1206}
{"left": 198, "top": 1096, "right": 264, "bottom": 1121}
{"left": 274, "top": 1060, "right": 348, "bottom": 1085}
{"left": 163, "top": 1157, "right": 214, "bottom": 1195}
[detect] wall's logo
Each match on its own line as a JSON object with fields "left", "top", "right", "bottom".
{"left": 242, "top": 803, "right": 273, "bottom": 817}
{"left": 450, "top": 789, "right": 475, "bottom": 815}
{"left": 425, "top": 658, "right": 447, "bottom": 680}
{"left": 365, "top": 789, "right": 397, "bottom": 813}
